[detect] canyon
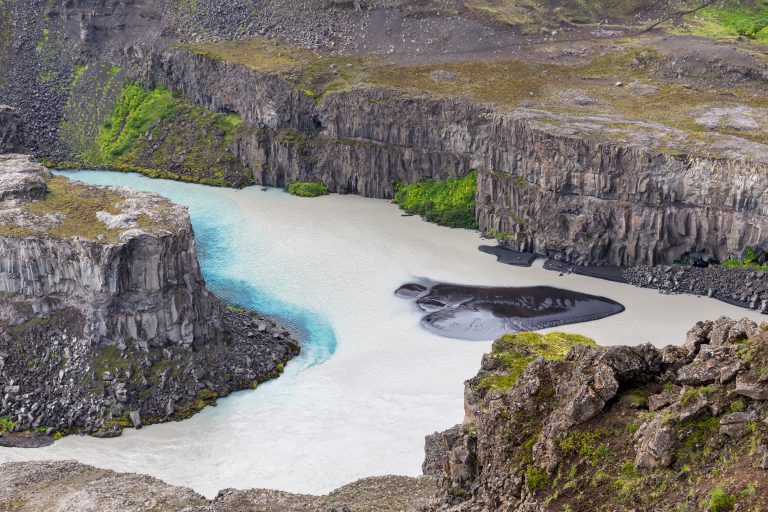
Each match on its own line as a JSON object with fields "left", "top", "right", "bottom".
{"left": 1, "top": 1, "right": 767, "bottom": 268}
{"left": 0, "top": 0, "right": 768, "bottom": 511}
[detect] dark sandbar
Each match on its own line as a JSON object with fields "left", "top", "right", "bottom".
{"left": 396, "top": 281, "right": 624, "bottom": 341}
{"left": 479, "top": 245, "right": 538, "bottom": 267}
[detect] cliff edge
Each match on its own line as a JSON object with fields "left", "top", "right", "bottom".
{"left": 423, "top": 317, "right": 768, "bottom": 511}
{"left": 0, "top": 155, "right": 299, "bottom": 444}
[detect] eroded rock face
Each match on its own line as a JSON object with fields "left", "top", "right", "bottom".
{"left": 424, "top": 317, "right": 768, "bottom": 511}
{"left": 0, "top": 156, "right": 221, "bottom": 347}
{"left": 0, "top": 157, "right": 300, "bottom": 440}
{"left": 151, "top": 49, "right": 768, "bottom": 266}
{"left": 0, "top": 106, "right": 22, "bottom": 154}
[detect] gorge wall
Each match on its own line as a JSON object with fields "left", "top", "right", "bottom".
{"left": 0, "top": 154, "right": 299, "bottom": 442}
{"left": 151, "top": 48, "right": 768, "bottom": 266}
{"left": 2, "top": 0, "right": 767, "bottom": 267}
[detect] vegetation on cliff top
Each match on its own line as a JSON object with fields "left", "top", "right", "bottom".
{"left": 476, "top": 331, "right": 597, "bottom": 392}
{"left": 286, "top": 181, "right": 330, "bottom": 197}
{"left": 0, "top": 175, "right": 173, "bottom": 241}
{"left": 685, "top": 1, "right": 768, "bottom": 41}
{"left": 182, "top": 36, "right": 768, "bottom": 152}
{"left": 81, "top": 83, "right": 253, "bottom": 188}
{"left": 393, "top": 172, "right": 478, "bottom": 229}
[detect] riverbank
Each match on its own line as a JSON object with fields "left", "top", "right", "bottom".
{"left": 486, "top": 244, "right": 768, "bottom": 315}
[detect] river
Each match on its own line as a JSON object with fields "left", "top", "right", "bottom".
{"left": 0, "top": 171, "right": 761, "bottom": 498}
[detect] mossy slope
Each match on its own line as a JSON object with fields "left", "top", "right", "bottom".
{"left": 74, "top": 83, "right": 253, "bottom": 188}
{"left": 393, "top": 171, "right": 478, "bottom": 229}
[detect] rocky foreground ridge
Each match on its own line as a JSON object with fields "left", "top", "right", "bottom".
{"left": 3, "top": 316, "right": 768, "bottom": 511}
{"left": 0, "top": 154, "right": 299, "bottom": 445}
{"left": 424, "top": 316, "right": 768, "bottom": 511}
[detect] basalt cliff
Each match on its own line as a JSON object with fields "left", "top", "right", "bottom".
{"left": 0, "top": 153, "right": 299, "bottom": 445}
{"left": 1, "top": 0, "right": 767, "bottom": 268}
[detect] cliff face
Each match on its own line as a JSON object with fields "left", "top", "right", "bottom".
{"left": 0, "top": 106, "right": 22, "bottom": 154}
{"left": 0, "top": 155, "right": 221, "bottom": 347}
{"left": 3, "top": 1, "right": 768, "bottom": 267}
{"left": 0, "top": 155, "right": 299, "bottom": 442}
{"left": 423, "top": 318, "right": 768, "bottom": 511}
{"left": 151, "top": 48, "right": 768, "bottom": 266}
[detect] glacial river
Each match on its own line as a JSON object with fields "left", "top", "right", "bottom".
{"left": 0, "top": 171, "right": 762, "bottom": 497}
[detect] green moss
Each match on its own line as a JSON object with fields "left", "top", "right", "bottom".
{"left": 687, "top": 1, "right": 768, "bottom": 42}
{"left": 92, "top": 83, "right": 180, "bottom": 161}
{"left": 476, "top": 331, "right": 597, "bottom": 392}
{"left": 720, "top": 247, "right": 768, "bottom": 272}
{"left": 93, "top": 346, "right": 133, "bottom": 380}
{"left": 81, "top": 82, "right": 253, "bottom": 187}
{"left": 0, "top": 415, "right": 17, "bottom": 434}
{"left": 557, "top": 430, "right": 613, "bottom": 466}
{"left": 707, "top": 487, "right": 737, "bottom": 512}
{"left": 286, "top": 181, "right": 329, "bottom": 197}
{"left": 526, "top": 465, "right": 549, "bottom": 493}
{"left": 393, "top": 171, "right": 478, "bottom": 229}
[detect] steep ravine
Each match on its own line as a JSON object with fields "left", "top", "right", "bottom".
{"left": 2, "top": 0, "right": 767, "bottom": 267}
{"left": 0, "top": 154, "right": 300, "bottom": 445}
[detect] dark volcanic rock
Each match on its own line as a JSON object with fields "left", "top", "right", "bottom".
{"left": 0, "top": 157, "right": 300, "bottom": 440}
{"left": 397, "top": 281, "right": 624, "bottom": 340}
{"left": 0, "top": 106, "right": 22, "bottom": 154}
{"left": 478, "top": 245, "right": 537, "bottom": 267}
{"left": 422, "top": 316, "right": 768, "bottom": 511}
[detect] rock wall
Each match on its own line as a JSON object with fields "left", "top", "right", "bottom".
{"left": 0, "top": 106, "right": 22, "bottom": 154}
{"left": 0, "top": 155, "right": 300, "bottom": 440}
{"left": 151, "top": 48, "right": 768, "bottom": 265}
{"left": 0, "top": 228, "right": 222, "bottom": 347}
{"left": 0, "top": 156, "right": 221, "bottom": 347}
{"left": 3, "top": 1, "right": 768, "bottom": 266}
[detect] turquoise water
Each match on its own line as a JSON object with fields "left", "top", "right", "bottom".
{"left": 56, "top": 170, "right": 336, "bottom": 368}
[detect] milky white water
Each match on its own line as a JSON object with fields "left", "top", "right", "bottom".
{"left": 0, "top": 171, "right": 762, "bottom": 497}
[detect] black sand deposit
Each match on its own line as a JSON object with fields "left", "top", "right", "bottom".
{"left": 478, "top": 246, "right": 538, "bottom": 267}
{"left": 396, "top": 281, "right": 624, "bottom": 340}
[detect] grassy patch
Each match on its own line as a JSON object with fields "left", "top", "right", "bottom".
{"left": 720, "top": 247, "right": 768, "bottom": 272}
{"left": 286, "top": 181, "right": 329, "bottom": 197}
{"left": 0, "top": 415, "right": 17, "bottom": 434}
{"left": 707, "top": 486, "right": 737, "bottom": 512}
{"left": 393, "top": 171, "right": 478, "bottom": 229}
{"left": 687, "top": 1, "right": 768, "bottom": 42}
{"left": 526, "top": 465, "right": 549, "bottom": 493}
{"left": 476, "top": 331, "right": 597, "bottom": 392}
{"left": 557, "top": 430, "right": 614, "bottom": 466}
{"left": 82, "top": 83, "right": 252, "bottom": 188}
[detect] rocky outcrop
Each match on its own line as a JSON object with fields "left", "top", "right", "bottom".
{"left": 0, "top": 106, "right": 22, "bottom": 154}
{"left": 0, "top": 155, "right": 300, "bottom": 442}
{"left": 424, "top": 317, "right": 768, "bottom": 511}
{"left": 0, "top": 460, "right": 435, "bottom": 512}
